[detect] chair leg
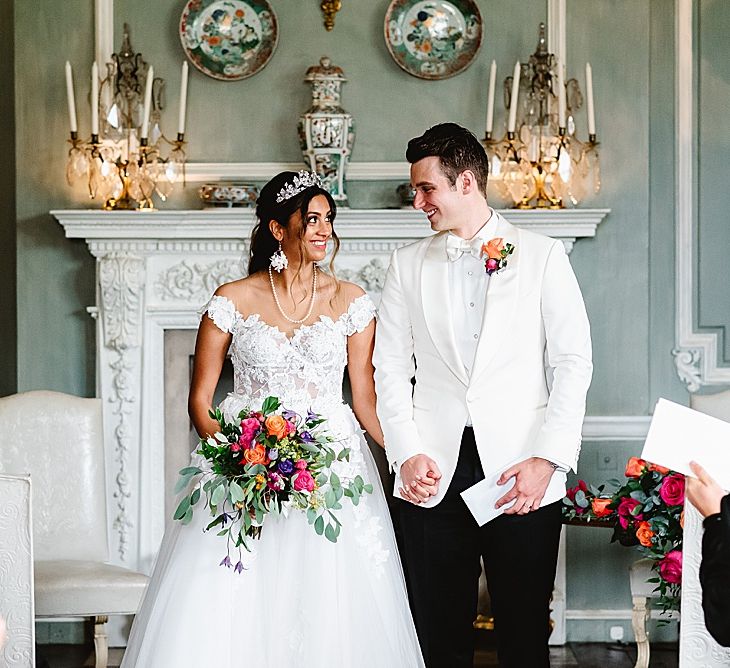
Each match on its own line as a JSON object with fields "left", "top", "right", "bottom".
{"left": 631, "top": 595, "right": 650, "bottom": 668}
{"left": 93, "top": 615, "right": 109, "bottom": 668}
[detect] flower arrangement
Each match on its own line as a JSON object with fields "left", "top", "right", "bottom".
{"left": 481, "top": 237, "right": 514, "bottom": 275}
{"left": 563, "top": 456, "right": 684, "bottom": 614}
{"left": 174, "top": 396, "right": 372, "bottom": 572}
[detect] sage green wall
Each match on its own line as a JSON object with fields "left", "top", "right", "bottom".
{"left": 14, "top": 0, "right": 728, "bottom": 646}
{"left": 0, "top": 0, "right": 16, "bottom": 396}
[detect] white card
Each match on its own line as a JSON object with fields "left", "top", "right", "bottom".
{"left": 460, "top": 467, "right": 516, "bottom": 526}
{"left": 641, "top": 398, "right": 730, "bottom": 490}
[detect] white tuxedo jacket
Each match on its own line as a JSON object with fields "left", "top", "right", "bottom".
{"left": 373, "top": 213, "right": 592, "bottom": 508}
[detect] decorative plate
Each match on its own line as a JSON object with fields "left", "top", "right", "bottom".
{"left": 179, "top": 0, "right": 278, "bottom": 81}
{"left": 384, "top": 0, "right": 483, "bottom": 80}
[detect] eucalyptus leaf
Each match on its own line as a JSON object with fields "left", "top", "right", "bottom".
{"left": 174, "top": 474, "right": 193, "bottom": 495}
{"left": 191, "top": 487, "right": 201, "bottom": 506}
{"left": 229, "top": 480, "right": 245, "bottom": 503}
{"left": 179, "top": 466, "right": 202, "bottom": 476}
{"left": 325, "top": 523, "right": 337, "bottom": 543}
{"left": 173, "top": 495, "right": 191, "bottom": 520}
{"left": 314, "top": 515, "right": 325, "bottom": 535}
{"left": 211, "top": 483, "right": 226, "bottom": 507}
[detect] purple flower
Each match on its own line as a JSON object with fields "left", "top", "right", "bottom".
{"left": 267, "top": 471, "right": 285, "bottom": 491}
{"left": 300, "top": 430, "right": 315, "bottom": 443}
{"left": 267, "top": 448, "right": 279, "bottom": 461}
{"left": 234, "top": 560, "right": 244, "bottom": 574}
{"left": 278, "top": 459, "right": 294, "bottom": 475}
{"left": 219, "top": 555, "right": 232, "bottom": 568}
{"left": 282, "top": 408, "right": 299, "bottom": 423}
{"left": 306, "top": 409, "right": 319, "bottom": 422}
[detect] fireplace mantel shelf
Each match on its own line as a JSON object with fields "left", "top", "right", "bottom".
{"left": 53, "top": 207, "right": 610, "bottom": 245}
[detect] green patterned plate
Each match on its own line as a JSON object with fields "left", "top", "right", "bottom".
{"left": 384, "top": 0, "right": 483, "bottom": 80}
{"left": 179, "top": 0, "right": 278, "bottom": 81}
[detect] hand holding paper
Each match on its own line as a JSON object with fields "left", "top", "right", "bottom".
{"left": 641, "top": 398, "right": 730, "bottom": 490}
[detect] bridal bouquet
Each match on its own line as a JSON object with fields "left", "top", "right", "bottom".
{"left": 174, "top": 396, "right": 372, "bottom": 571}
{"left": 563, "top": 457, "right": 684, "bottom": 614}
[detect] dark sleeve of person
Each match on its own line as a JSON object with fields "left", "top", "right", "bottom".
{"left": 700, "top": 493, "right": 730, "bottom": 647}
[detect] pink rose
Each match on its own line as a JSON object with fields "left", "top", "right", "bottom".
{"left": 230, "top": 443, "right": 241, "bottom": 453}
{"left": 238, "top": 417, "right": 261, "bottom": 448}
{"left": 659, "top": 550, "right": 682, "bottom": 584}
{"left": 565, "top": 480, "right": 589, "bottom": 515}
{"left": 659, "top": 474, "right": 685, "bottom": 506}
{"left": 286, "top": 420, "right": 296, "bottom": 435}
{"left": 617, "top": 497, "right": 643, "bottom": 529}
{"left": 486, "top": 258, "right": 499, "bottom": 272}
{"left": 295, "top": 459, "right": 307, "bottom": 470}
{"left": 293, "top": 469, "right": 315, "bottom": 492}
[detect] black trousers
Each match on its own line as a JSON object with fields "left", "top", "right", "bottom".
{"left": 397, "top": 428, "right": 562, "bottom": 668}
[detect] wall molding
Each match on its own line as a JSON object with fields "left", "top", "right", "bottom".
{"left": 672, "top": 0, "right": 730, "bottom": 390}
{"left": 581, "top": 416, "right": 650, "bottom": 441}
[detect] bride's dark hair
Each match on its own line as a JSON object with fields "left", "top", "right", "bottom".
{"left": 248, "top": 171, "right": 340, "bottom": 276}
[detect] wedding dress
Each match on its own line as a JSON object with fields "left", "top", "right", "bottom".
{"left": 121, "top": 293, "right": 424, "bottom": 667}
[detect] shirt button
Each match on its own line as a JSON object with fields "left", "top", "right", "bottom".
{"left": 469, "top": 302, "right": 475, "bottom": 307}
{"left": 467, "top": 271, "right": 473, "bottom": 276}
{"left": 473, "top": 334, "right": 479, "bottom": 339}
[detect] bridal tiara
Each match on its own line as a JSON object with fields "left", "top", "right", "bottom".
{"left": 275, "top": 171, "right": 323, "bottom": 203}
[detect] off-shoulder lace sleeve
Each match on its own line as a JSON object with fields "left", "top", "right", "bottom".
{"left": 199, "top": 295, "right": 238, "bottom": 334}
{"left": 343, "top": 293, "right": 377, "bottom": 336}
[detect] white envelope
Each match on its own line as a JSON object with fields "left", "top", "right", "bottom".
{"left": 641, "top": 398, "right": 730, "bottom": 490}
{"left": 460, "top": 467, "right": 516, "bottom": 526}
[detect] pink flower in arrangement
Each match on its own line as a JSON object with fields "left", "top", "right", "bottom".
{"left": 659, "top": 474, "right": 685, "bottom": 506}
{"left": 238, "top": 417, "right": 261, "bottom": 448}
{"left": 286, "top": 420, "right": 296, "bottom": 435}
{"left": 293, "top": 469, "right": 315, "bottom": 492}
{"left": 617, "top": 497, "right": 643, "bottom": 529}
{"left": 230, "top": 443, "right": 241, "bottom": 453}
{"left": 565, "top": 480, "right": 589, "bottom": 514}
{"left": 659, "top": 550, "right": 682, "bottom": 584}
{"left": 485, "top": 258, "right": 499, "bottom": 273}
{"left": 295, "top": 459, "right": 308, "bottom": 470}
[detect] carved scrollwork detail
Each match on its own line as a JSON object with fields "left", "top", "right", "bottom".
{"left": 339, "top": 258, "right": 387, "bottom": 293}
{"left": 155, "top": 259, "right": 244, "bottom": 302}
{"left": 99, "top": 253, "right": 144, "bottom": 560}
{"left": 671, "top": 347, "right": 702, "bottom": 393}
{"left": 99, "top": 253, "right": 144, "bottom": 349}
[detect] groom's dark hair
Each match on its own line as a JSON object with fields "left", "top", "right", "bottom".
{"left": 406, "top": 123, "right": 489, "bottom": 197}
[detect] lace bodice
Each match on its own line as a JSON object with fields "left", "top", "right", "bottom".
{"left": 201, "top": 292, "right": 377, "bottom": 415}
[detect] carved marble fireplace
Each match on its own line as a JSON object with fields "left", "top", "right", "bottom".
{"left": 54, "top": 206, "right": 607, "bottom": 643}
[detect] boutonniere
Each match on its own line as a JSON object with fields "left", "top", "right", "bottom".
{"left": 481, "top": 238, "right": 515, "bottom": 276}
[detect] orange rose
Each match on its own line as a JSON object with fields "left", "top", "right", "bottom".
{"left": 265, "top": 415, "right": 289, "bottom": 440}
{"left": 244, "top": 444, "right": 269, "bottom": 466}
{"left": 625, "top": 456, "right": 647, "bottom": 478}
{"left": 635, "top": 521, "right": 654, "bottom": 547}
{"left": 648, "top": 462, "right": 670, "bottom": 475}
{"left": 482, "top": 238, "right": 505, "bottom": 260}
{"left": 591, "top": 497, "right": 613, "bottom": 518}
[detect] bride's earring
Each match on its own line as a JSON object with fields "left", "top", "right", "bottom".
{"left": 270, "top": 241, "right": 288, "bottom": 272}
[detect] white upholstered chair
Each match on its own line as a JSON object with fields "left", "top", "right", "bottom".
{"left": 0, "top": 473, "right": 35, "bottom": 668}
{"left": 0, "top": 391, "right": 148, "bottom": 668}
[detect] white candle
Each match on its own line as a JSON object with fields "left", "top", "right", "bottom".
{"left": 141, "top": 65, "right": 154, "bottom": 140}
{"left": 585, "top": 62, "right": 596, "bottom": 136}
{"left": 485, "top": 60, "right": 496, "bottom": 135}
{"left": 557, "top": 60, "right": 566, "bottom": 129}
{"left": 91, "top": 61, "right": 99, "bottom": 136}
{"left": 177, "top": 62, "right": 189, "bottom": 135}
{"left": 64, "top": 61, "right": 78, "bottom": 133}
{"left": 507, "top": 61, "right": 521, "bottom": 134}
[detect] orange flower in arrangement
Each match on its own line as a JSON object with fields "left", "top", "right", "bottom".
{"left": 244, "top": 444, "right": 269, "bottom": 466}
{"left": 636, "top": 521, "right": 655, "bottom": 547}
{"left": 265, "top": 415, "right": 289, "bottom": 440}
{"left": 648, "top": 462, "right": 671, "bottom": 475}
{"left": 624, "top": 456, "right": 647, "bottom": 478}
{"left": 481, "top": 238, "right": 515, "bottom": 276}
{"left": 591, "top": 497, "right": 613, "bottom": 518}
{"left": 255, "top": 473, "right": 266, "bottom": 490}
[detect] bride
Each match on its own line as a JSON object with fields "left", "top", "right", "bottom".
{"left": 121, "top": 171, "right": 424, "bottom": 667}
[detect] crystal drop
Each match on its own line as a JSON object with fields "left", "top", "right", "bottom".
{"left": 106, "top": 103, "right": 121, "bottom": 129}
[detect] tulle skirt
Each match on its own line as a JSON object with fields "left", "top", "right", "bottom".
{"left": 121, "top": 402, "right": 424, "bottom": 667}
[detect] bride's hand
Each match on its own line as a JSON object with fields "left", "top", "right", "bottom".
{"left": 399, "top": 454, "right": 441, "bottom": 504}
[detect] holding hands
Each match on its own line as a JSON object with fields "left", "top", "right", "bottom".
{"left": 495, "top": 457, "right": 557, "bottom": 515}
{"left": 399, "top": 454, "right": 442, "bottom": 504}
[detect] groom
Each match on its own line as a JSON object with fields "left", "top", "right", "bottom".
{"left": 373, "top": 123, "right": 592, "bottom": 667}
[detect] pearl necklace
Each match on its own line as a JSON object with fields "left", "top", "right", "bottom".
{"left": 268, "top": 264, "right": 318, "bottom": 324}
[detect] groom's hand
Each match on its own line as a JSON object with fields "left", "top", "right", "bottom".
{"left": 495, "top": 457, "right": 556, "bottom": 515}
{"left": 399, "top": 454, "right": 442, "bottom": 504}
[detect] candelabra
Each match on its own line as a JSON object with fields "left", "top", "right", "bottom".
{"left": 64, "top": 24, "right": 189, "bottom": 210}
{"left": 483, "top": 23, "right": 600, "bottom": 209}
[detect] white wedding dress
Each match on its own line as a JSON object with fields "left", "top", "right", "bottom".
{"left": 121, "top": 293, "right": 424, "bottom": 667}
